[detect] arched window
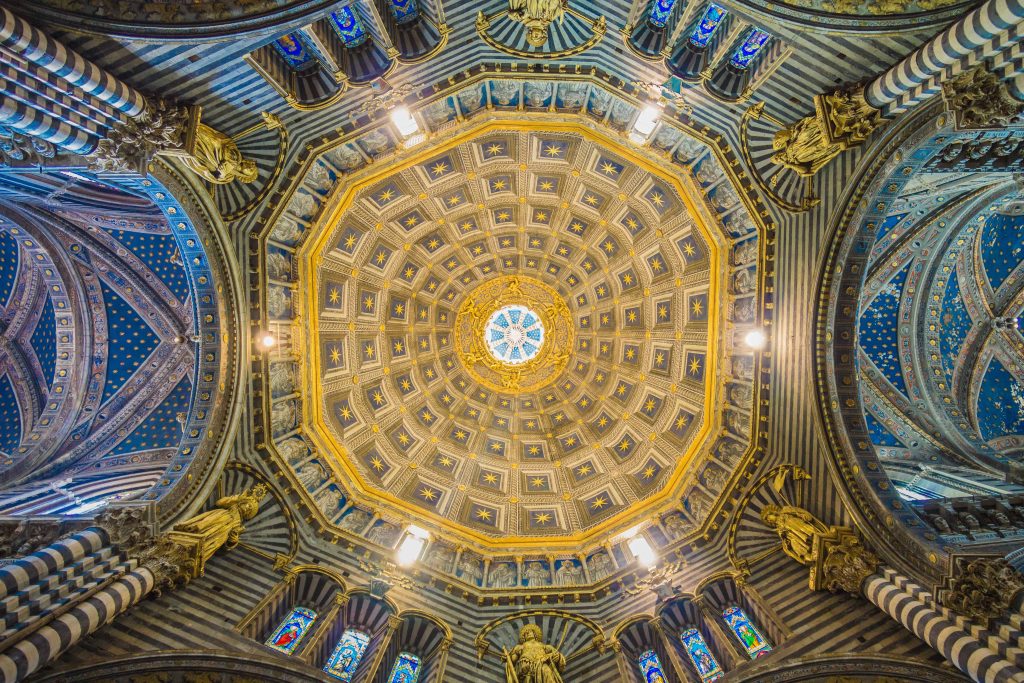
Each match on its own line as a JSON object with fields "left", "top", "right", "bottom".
{"left": 729, "top": 29, "right": 771, "bottom": 69}
{"left": 387, "top": 651, "right": 421, "bottom": 683}
{"left": 324, "top": 628, "right": 371, "bottom": 681}
{"left": 638, "top": 649, "right": 669, "bottom": 682}
{"left": 265, "top": 606, "right": 318, "bottom": 654}
{"left": 680, "top": 628, "right": 724, "bottom": 681}
{"left": 689, "top": 4, "right": 727, "bottom": 48}
{"left": 722, "top": 606, "right": 772, "bottom": 658}
{"left": 647, "top": 0, "right": 678, "bottom": 28}
{"left": 274, "top": 33, "right": 315, "bottom": 68}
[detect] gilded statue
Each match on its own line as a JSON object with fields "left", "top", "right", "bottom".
{"left": 504, "top": 624, "right": 566, "bottom": 683}
{"left": 507, "top": 0, "right": 567, "bottom": 47}
{"left": 182, "top": 123, "right": 259, "bottom": 184}
{"left": 172, "top": 484, "right": 268, "bottom": 566}
{"left": 771, "top": 116, "right": 842, "bottom": 177}
{"left": 760, "top": 504, "right": 830, "bottom": 565}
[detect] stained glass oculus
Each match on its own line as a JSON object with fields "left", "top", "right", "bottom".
{"left": 484, "top": 304, "right": 545, "bottom": 364}
{"left": 680, "top": 627, "right": 724, "bottom": 681}
{"left": 722, "top": 606, "right": 772, "bottom": 658}
{"left": 729, "top": 29, "right": 771, "bottom": 69}
{"left": 638, "top": 649, "right": 669, "bottom": 682}
{"left": 647, "top": 0, "right": 678, "bottom": 28}
{"left": 689, "top": 4, "right": 727, "bottom": 48}
{"left": 324, "top": 628, "right": 371, "bottom": 681}
{"left": 387, "top": 651, "right": 421, "bottom": 683}
{"left": 265, "top": 606, "right": 317, "bottom": 654}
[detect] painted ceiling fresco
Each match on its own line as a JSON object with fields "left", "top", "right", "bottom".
{"left": 0, "top": 174, "right": 221, "bottom": 515}
{"left": 854, "top": 144, "right": 1024, "bottom": 491}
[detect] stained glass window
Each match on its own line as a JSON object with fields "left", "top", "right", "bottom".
{"left": 729, "top": 29, "right": 771, "bottom": 69}
{"left": 647, "top": 0, "right": 678, "bottom": 28}
{"left": 387, "top": 651, "right": 421, "bottom": 683}
{"left": 680, "top": 627, "right": 724, "bottom": 682}
{"left": 388, "top": 0, "right": 420, "bottom": 24}
{"left": 265, "top": 606, "right": 317, "bottom": 654}
{"left": 324, "top": 629, "right": 371, "bottom": 681}
{"left": 331, "top": 6, "right": 369, "bottom": 47}
{"left": 689, "top": 4, "right": 727, "bottom": 48}
{"left": 274, "top": 33, "right": 314, "bottom": 68}
{"left": 722, "top": 606, "right": 772, "bottom": 658}
{"left": 638, "top": 649, "right": 669, "bottom": 683}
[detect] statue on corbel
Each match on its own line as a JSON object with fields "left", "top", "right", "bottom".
{"left": 760, "top": 503, "right": 879, "bottom": 594}
{"left": 770, "top": 84, "right": 883, "bottom": 177}
{"left": 89, "top": 100, "right": 266, "bottom": 185}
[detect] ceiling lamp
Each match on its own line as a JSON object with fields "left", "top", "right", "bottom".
{"left": 390, "top": 106, "right": 419, "bottom": 138}
{"left": 629, "top": 104, "right": 661, "bottom": 144}
{"left": 627, "top": 534, "right": 657, "bottom": 568}
{"left": 260, "top": 332, "right": 276, "bottom": 349}
{"left": 744, "top": 329, "right": 767, "bottom": 350}
{"left": 396, "top": 525, "right": 430, "bottom": 566}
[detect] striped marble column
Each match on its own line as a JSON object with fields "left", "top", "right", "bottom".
{"left": 0, "top": 529, "right": 107, "bottom": 600}
{"left": 863, "top": 567, "right": 1024, "bottom": 683}
{"left": 0, "top": 7, "right": 145, "bottom": 118}
{"left": 0, "top": 564, "right": 155, "bottom": 683}
{"left": 865, "top": 0, "right": 1024, "bottom": 115}
{"left": 0, "top": 77, "right": 101, "bottom": 154}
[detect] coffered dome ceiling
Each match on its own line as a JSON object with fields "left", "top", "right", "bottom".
{"left": 261, "top": 78, "right": 765, "bottom": 571}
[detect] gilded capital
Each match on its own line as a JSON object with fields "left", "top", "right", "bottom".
{"left": 941, "top": 65, "right": 1024, "bottom": 130}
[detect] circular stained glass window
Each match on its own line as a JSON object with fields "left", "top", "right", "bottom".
{"left": 484, "top": 305, "right": 544, "bottom": 364}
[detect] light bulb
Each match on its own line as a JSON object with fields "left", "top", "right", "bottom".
{"left": 744, "top": 329, "right": 767, "bottom": 350}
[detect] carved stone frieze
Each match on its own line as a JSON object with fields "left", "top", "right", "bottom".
{"left": 0, "top": 126, "right": 57, "bottom": 167}
{"left": 942, "top": 66, "right": 1024, "bottom": 130}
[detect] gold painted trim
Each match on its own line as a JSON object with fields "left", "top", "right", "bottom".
{"left": 476, "top": 7, "right": 606, "bottom": 59}
{"left": 299, "top": 119, "right": 722, "bottom": 552}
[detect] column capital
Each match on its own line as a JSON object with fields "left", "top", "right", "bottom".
{"left": 941, "top": 65, "right": 1024, "bottom": 130}
{"left": 941, "top": 557, "right": 1024, "bottom": 623}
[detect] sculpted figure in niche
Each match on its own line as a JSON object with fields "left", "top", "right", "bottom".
{"left": 271, "top": 217, "right": 304, "bottom": 246}
{"left": 296, "top": 461, "right": 324, "bottom": 489}
{"left": 458, "top": 87, "right": 483, "bottom": 113}
{"left": 269, "top": 362, "right": 295, "bottom": 396}
{"left": 589, "top": 90, "right": 611, "bottom": 117}
{"left": 368, "top": 522, "right": 400, "bottom": 548}
{"left": 992, "top": 510, "right": 1013, "bottom": 527}
{"left": 663, "top": 512, "right": 689, "bottom": 539}
{"left": 735, "top": 297, "right": 755, "bottom": 323}
{"left": 717, "top": 439, "right": 744, "bottom": 465}
{"left": 505, "top": 624, "right": 566, "bottom": 683}
{"left": 958, "top": 511, "right": 981, "bottom": 531}
{"left": 266, "top": 252, "right": 291, "bottom": 282}
{"left": 491, "top": 81, "right": 519, "bottom": 106}
{"left": 524, "top": 83, "right": 552, "bottom": 108}
{"left": 733, "top": 240, "right": 757, "bottom": 265}
{"left": 558, "top": 83, "right": 587, "bottom": 110}
{"left": 760, "top": 504, "right": 831, "bottom": 565}
{"left": 555, "top": 561, "right": 582, "bottom": 586}
{"left": 490, "top": 562, "right": 517, "bottom": 588}
{"left": 277, "top": 437, "right": 309, "bottom": 465}
{"left": 725, "top": 410, "right": 746, "bottom": 436}
{"left": 729, "top": 383, "right": 753, "bottom": 409}
{"left": 424, "top": 544, "right": 454, "bottom": 572}
{"left": 732, "top": 356, "right": 754, "bottom": 380}
{"left": 358, "top": 130, "right": 391, "bottom": 157}
{"left": 329, "top": 144, "right": 363, "bottom": 171}
{"left": 588, "top": 551, "right": 614, "bottom": 581}
{"left": 460, "top": 556, "right": 484, "bottom": 584}
{"left": 524, "top": 561, "right": 550, "bottom": 587}
{"left": 267, "top": 286, "right": 290, "bottom": 319}
{"left": 695, "top": 159, "right": 724, "bottom": 186}
{"left": 315, "top": 486, "right": 342, "bottom": 515}
{"left": 733, "top": 268, "right": 756, "bottom": 294}
{"left": 340, "top": 509, "right": 370, "bottom": 533}
{"left": 702, "top": 463, "right": 727, "bottom": 491}
{"left": 271, "top": 400, "right": 296, "bottom": 436}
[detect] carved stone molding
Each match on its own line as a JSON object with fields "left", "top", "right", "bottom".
{"left": 89, "top": 100, "right": 194, "bottom": 174}
{"left": 820, "top": 533, "right": 880, "bottom": 594}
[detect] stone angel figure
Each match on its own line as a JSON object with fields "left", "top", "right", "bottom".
{"left": 504, "top": 624, "right": 566, "bottom": 683}
{"left": 507, "top": 0, "right": 567, "bottom": 47}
